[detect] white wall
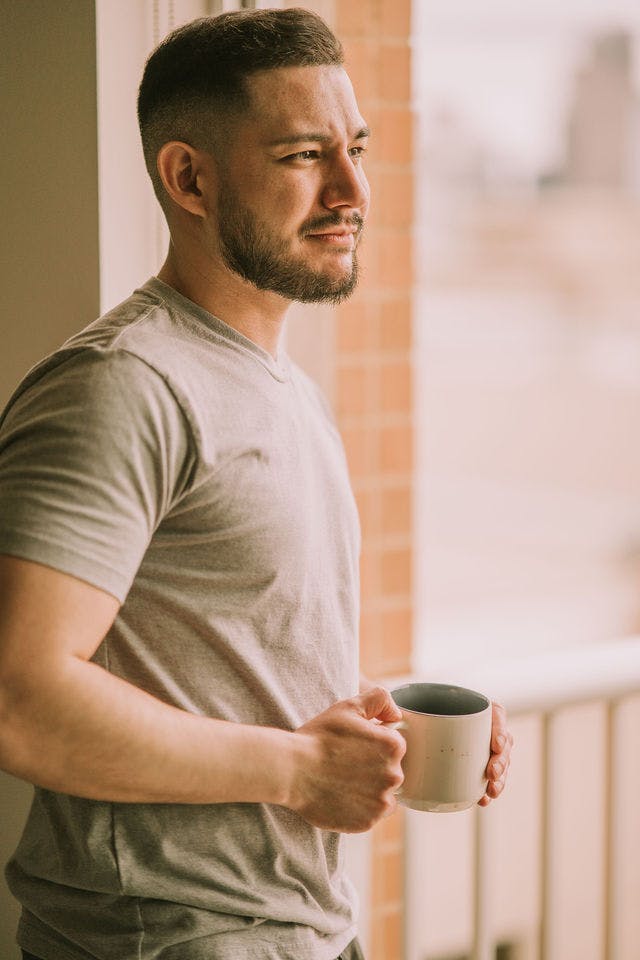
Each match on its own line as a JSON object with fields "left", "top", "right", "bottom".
{"left": 95, "top": 0, "right": 211, "bottom": 311}
{"left": 0, "top": 2, "right": 100, "bottom": 408}
{"left": 95, "top": 0, "right": 164, "bottom": 312}
{"left": 0, "top": 5, "right": 101, "bottom": 955}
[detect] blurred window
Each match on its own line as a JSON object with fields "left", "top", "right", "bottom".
{"left": 413, "top": 3, "right": 640, "bottom": 671}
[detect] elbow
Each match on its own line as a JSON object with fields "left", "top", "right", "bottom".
{"left": 0, "top": 673, "right": 42, "bottom": 783}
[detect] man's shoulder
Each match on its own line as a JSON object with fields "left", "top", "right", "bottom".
{"left": 63, "top": 279, "right": 190, "bottom": 362}
{"left": 6, "top": 279, "right": 217, "bottom": 409}
{"left": 0, "top": 283, "right": 191, "bottom": 430}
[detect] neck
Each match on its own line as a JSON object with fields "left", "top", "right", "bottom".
{"left": 157, "top": 242, "right": 289, "bottom": 359}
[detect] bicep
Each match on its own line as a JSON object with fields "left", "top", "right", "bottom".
{"left": 0, "top": 555, "right": 120, "bottom": 680}
{"left": 0, "top": 350, "right": 195, "bottom": 603}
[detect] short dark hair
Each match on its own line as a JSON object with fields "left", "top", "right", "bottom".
{"left": 137, "top": 7, "right": 344, "bottom": 201}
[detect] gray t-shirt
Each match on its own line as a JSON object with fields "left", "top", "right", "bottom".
{"left": 0, "top": 278, "right": 361, "bottom": 960}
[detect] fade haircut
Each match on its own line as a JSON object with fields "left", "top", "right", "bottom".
{"left": 137, "top": 7, "right": 344, "bottom": 205}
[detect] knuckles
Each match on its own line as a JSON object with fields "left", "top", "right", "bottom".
{"left": 377, "top": 727, "right": 406, "bottom": 760}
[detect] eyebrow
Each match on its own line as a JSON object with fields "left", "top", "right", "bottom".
{"left": 267, "top": 126, "right": 371, "bottom": 147}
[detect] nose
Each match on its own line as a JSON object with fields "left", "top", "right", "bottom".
{"left": 321, "top": 153, "right": 370, "bottom": 216}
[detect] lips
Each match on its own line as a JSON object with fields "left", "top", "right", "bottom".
{"left": 307, "top": 230, "right": 356, "bottom": 240}
{"left": 308, "top": 228, "right": 356, "bottom": 237}
{"left": 302, "top": 214, "right": 364, "bottom": 240}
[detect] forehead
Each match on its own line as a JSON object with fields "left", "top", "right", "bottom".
{"left": 239, "top": 65, "right": 367, "bottom": 144}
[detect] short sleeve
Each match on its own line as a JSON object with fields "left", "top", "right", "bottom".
{"left": 0, "top": 349, "right": 195, "bottom": 602}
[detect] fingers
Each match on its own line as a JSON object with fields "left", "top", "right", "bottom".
{"left": 354, "top": 685, "right": 402, "bottom": 724}
{"left": 490, "top": 701, "right": 511, "bottom": 753}
{"left": 341, "top": 790, "right": 400, "bottom": 833}
{"left": 481, "top": 761, "right": 510, "bottom": 803}
{"left": 382, "top": 792, "right": 399, "bottom": 820}
{"left": 478, "top": 769, "right": 508, "bottom": 806}
{"left": 290, "top": 693, "right": 406, "bottom": 832}
{"left": 488, "top": 701, "right": 513, "bottom": 769}
{"left": 479, "top": 701, "right": 513, "bottom": 807}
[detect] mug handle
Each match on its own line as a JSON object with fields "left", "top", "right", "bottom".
{"left": 383, "top": 720, "right": 407, "bottom": 731}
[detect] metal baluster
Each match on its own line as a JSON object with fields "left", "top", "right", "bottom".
{"left": 603, "top": 700, "right": 619, "bottom": 960}
{"left": 472, "top": 805, "right": 493, "bottom": 960}
{"left": 539, "top": 712, "right": 553, "bottom": 960}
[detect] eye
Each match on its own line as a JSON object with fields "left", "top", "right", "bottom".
{"left": 284, "top": 149, "right": 320, "bottom": 162}
{"left": 349, "top": 145, "right": 368, "bottom": 163}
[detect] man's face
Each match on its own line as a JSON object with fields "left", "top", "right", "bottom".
{"left": 210, "top": 65, "right": 370, "bottom": 304}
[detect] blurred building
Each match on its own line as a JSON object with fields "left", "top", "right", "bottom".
{"left": 415, "top": 24, "right": 640, "bottom": 669}
{"left": 411, "top": 21, "right": 640, "bottom": 960}
{"left": 565, "top": 31, "right": 639, "bottom": 190}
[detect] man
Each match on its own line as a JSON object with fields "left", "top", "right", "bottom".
{"left": 0, "top": 9, "right": 512, "bottom": 960}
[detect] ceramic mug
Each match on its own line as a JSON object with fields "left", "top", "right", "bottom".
{"left": 390, "top": 682, "right": 492, "bottom": 813}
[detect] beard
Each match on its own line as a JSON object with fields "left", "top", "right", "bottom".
{"left": 217, "top": 192, "right": 364, "bottom": 304}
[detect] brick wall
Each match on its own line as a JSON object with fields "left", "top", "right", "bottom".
{"left": 334, "top": 2, "right": 414, "bottom": 958}
{"left": 283, "top": 1, "right": 415, "bottom": 955}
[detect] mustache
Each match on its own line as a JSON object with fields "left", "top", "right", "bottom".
{"left": 300, "top": 212, "right": 365, "bottom": 236}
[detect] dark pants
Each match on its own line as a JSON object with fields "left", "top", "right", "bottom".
{"left": 340, "top": 938, "right": 366, "bottom": 960}
{"left": 23, "top": 941, "right": 365, "bottom": 960}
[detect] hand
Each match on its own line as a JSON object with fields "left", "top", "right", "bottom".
{"left": 478, "top": 701, "right": 513, "bottom": 807}
{"left": 286, "top": 687, "right": 406, "bottom": 833}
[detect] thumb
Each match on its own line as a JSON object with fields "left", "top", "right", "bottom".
{"left": 355, "top": 686, "right": 402, "bottom": 723}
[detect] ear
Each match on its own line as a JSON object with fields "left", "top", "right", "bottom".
{"left": 156, "top": 141, "right": 211, "bottom": 217}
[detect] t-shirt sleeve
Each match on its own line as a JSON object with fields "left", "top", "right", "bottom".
{"left": 0, "top": 349, "right": 195, "bottom": 603}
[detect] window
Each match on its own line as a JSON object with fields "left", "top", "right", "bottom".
{"left": 413, "top": 2, "right": 640, "bottom": 672}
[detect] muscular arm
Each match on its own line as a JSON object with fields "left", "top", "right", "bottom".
{"left": 0, "top": 556, "right": 403, "bottom": 831}
{"left": 0, "top": 555, "right": 298, "bottom": 805}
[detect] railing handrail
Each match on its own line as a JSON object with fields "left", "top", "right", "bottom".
{"left": 389, "top": 635, "right": 640, "bottom": 717}
{"left": 398, "top": 636, "right": 640, "bottom": 960}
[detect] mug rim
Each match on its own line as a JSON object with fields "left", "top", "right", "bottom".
{"left": 390, "top": 681, "right": 491, "bottom": 717}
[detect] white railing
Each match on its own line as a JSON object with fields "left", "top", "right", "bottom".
{"left": 400, "top": 637, "right": 640, "bottom": 960}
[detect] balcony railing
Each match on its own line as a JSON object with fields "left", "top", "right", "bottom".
{"left": 399, "top": 637, "right": 640, "bottom": 960}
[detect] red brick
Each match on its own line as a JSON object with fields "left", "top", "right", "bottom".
{"left": 381, "top": 484, "right": 412, "bottom": 536}
{"left": 380, "top": 0, "right": 412, "bottom": 39}
{"left": 372, "top": 806, "right": 404, "bottom": 847}
{"left": 359, "top": 609, "right": 378, "bottom": 647}
{"left": 343, "top": 38, "right": 378, "bottom": 93}
{"left": 379, "top": 43, "right": 411, "bottom": 102}
{"left": 380, "top": 298, "right": 412, "bottom": 350}
{"left": 378, "top": 229, "right": 413, "bottom": 289}
{"left": 359, "top": 609, "right": 381, "bottom": 670}
{"left": 377, "top": 107, "right": 413, "bottom": 165}
{"left": 373, "top": 847, "right": 404, "bottom": 905}
{"left": 371, "top": 906, "right": 404, "bottom": 960}
{"left": 380, "top": 421, "right": 413, "bottom": 474}
{"left": 357, "top": 232, "right": 381, "bottom": 287}
{"left": 336, "top": 363, "right": 369, "bottom": 417}
{"left": 381, "top": 359, "right": 412, "bottom": 414}
{"left": 360, "top": 547, "right": 380, "bottom": 602}
{"left": 381, "top": 546, "right": 411, "bottom": 596}
{"left": 355, "top": 487, "right": 380, "bottom": 541}
{"left": 335, "top": 299, "right": 371, "bottom": 353}
{"left": 340, "top": 424, "right": 369, "bottom": 479}
{"left": 335, "top": 0, "right": 377, "bottom": 37}
{"left": 377, "top": 167, "right": 414, "bottom": 230}
{"left": 380, "top": 606, "right": 412, "bottom": 662}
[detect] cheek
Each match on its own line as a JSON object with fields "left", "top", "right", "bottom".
{"left": 263, "top": 178, "right": 318, "bottom": 230}
{"left": 360, "top": 170, "right": 371, "bottom": 214}
{"left": 243, "top": 167, "right": 269, "bottom": 194}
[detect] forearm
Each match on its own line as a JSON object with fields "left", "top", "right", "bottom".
{"left": 0, "top": 657, "right": 298, "bottom": 805}
{"left": 0, "top": 558, "right": 406, "bottom": 829}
